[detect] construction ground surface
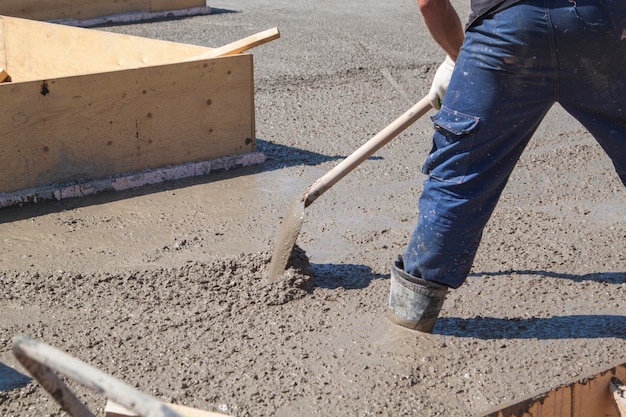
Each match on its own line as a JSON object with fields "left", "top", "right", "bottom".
{"left": 1, "top": 0, "right": 625, "bottom": 416}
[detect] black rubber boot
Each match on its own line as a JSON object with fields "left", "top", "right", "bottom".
{"left": 387, "top": 256, "right": 448, "bottom": 333}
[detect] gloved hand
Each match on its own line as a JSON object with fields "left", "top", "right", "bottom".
{"left": 428, "top": 55, "right": 455, "bottom": 110}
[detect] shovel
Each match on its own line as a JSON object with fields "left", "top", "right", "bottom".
{"left": 268, "top": 95, "right": 432, "bottom": 282}
{"left": 184, "top": 27, "right": 280, "bottom": 61}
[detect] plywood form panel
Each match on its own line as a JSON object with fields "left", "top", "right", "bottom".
{"left": 0, "top": 18, "right": 7, "bottom": 70}
{"left": 476, "top": 361, "right": 626, "bottom": 417}
{"left": 0, "top": 0, "right": 149, "bottom": 21}
{"left": 0, "top": 54, "right": 254, "bottom": 193}
{"left": 1, "top": 16, "right": 213, "bottom": 82}
{"left": 0, "top": 0, "right": 207, "bottom": 21}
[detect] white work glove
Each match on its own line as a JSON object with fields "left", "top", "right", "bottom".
{"left": 428, "top": 55, "right": 455, "bottom": 110}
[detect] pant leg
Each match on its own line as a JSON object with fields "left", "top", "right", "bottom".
{"left": 552, "top": 0, "right": 626, "bottom": 186}
{"left": 403, "top": 0, "right": 558, "bottom": 288}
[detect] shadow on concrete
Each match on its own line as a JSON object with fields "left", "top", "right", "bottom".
{"left": 204, "top": 8, "right": 239, "bottom": 15}
{"left": 90, "top": 7, "right": 239, "bottom": 28}
{"left": 0, "top": 362, "right": 31, "bottom": 392}
{"left": 312, "top": 263, "right": 387, "bottom": 290}
{"left": 0, "top": 139, "right": 366, "bottom": 223}
{"left": 436, "top": 314, "right": 626, "bottom": 340}
{"left": 256, "top": 138, "right": 351, "bottom": 170}
{"left": 438, "top": 270, "right": 625, "bottom": 338}
{"left": 469, "top": 269, "right": 625, "bottom": 284}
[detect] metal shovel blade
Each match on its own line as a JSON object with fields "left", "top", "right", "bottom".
{"left": 267, "top": 96, "right": 432, "bottom": 282}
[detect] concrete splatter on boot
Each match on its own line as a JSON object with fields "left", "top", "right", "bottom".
{"left": 387, "top": 256, "right": 448, "bottom": 333}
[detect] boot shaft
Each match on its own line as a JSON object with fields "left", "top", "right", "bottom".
{"left": 388, "top": 257, "right": 448, "bottom": 333}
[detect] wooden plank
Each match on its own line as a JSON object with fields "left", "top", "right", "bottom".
{"left": 12, "top": 349, "right": 94, "bottom": 417}
{"left": 187, "top": 27, "right": 280, "bottom": 61}
{"left": 611, "top": 378, "right": 626, "bottom": 416}
{"left": 1, "top": 15, "right": 213, "bottom": 82}
{"left": 0, "top": 17, "right": 6, "bottom": 70}
{"left": 106, "top": 400, "right": 231, "bottom": 417}
{"left": 0, "top": 53, "right": 254, "bottom": 194}
{"left": 475, "top": 361, "right": 626, "bottom": 417}
{"left": 13, "top": 336, "right": 186, "bottom": 417}
{"left": 0, "top": 0, "right": 150, "bottom": 21}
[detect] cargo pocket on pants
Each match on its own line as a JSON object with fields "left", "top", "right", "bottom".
{"left": 422, "top": 107, "right": 480, "bottom": 184}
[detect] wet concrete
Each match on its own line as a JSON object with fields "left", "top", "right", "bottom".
{"left": 1, "top": 0, "right": 625, "bottom": 416}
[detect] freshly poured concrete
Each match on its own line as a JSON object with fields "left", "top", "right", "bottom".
{"left": 1, "top": 1, "right": 625, "bottom": 416}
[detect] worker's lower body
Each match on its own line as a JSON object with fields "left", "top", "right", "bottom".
{"left": 389, "top": 0, "right": 626, "bottom": 331}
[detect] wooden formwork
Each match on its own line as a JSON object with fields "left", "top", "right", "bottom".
{"left": 13, "top": 336, "right": 232, "bottom": 417}
{"left": 0, "top": 15, "right": 265, "bottom": 206}
{"left": 475, "top": 360, "right": 626, "bottom": 417}
{"left": 0, "top": 0, "right": 210, "bottom": 24}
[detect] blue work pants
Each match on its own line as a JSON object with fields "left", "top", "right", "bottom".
{"left": 403, "top": 0, "right": 626, "bottom": 288}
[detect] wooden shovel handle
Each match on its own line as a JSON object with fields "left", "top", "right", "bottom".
{"left": 186, "top": 27, "right": 280, "bottom": 61}
{"left": 303, "top": 95, "right": 432, "bottom": 207}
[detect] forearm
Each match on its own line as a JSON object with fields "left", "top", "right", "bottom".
{"left": 418, "top": 0, "right": 465, "bottom": 60}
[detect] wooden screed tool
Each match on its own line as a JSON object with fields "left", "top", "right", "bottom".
{"left": 268, "top": 95, "right": 432, "bottom": 282}
{"left": 185, "top": 27, "right": 280, "bottom": 61}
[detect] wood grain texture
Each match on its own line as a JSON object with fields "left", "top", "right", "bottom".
{"left": 475, "top": 361, "right": 626, "bottom": 417}
{"left": 150, "top": 0, "right": 206, "bottom": 12}
{"left": 0, "top": 0, "right": 206, "bottom": 21}
{"left": 0, "top": 52, "right": 254, "bottom": 193}
{"left": 611, "top": 378, "right": 626, "bottom": 417}
{"left": 0, "top": 18, "right": 6, "bottom": 70}
{"left": 1, "top": 16, "right": 213, "bottom": 82}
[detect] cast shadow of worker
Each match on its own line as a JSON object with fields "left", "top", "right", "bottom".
{"left": 436, "top": 314, "right": 626, "bottom": 340}
{"left": 311, "top": 263, "right": 387, "bottom": 290}
{"left": 470, "top": 269, "right": 626, "bottom": 284}
{"left": 436, "top": 269, "right": 625, "bottom": 339}
{"left": 256, "top": 139, "right": 383, "bottom": 171}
